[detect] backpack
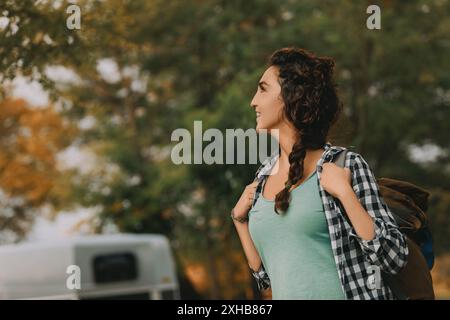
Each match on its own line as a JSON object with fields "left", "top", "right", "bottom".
{"left": 333, "top": 149, "right": 435, "bottom": 300}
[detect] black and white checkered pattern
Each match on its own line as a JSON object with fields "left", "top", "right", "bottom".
{"left": 249, "top": 142, "right": 409, "bottom": 299}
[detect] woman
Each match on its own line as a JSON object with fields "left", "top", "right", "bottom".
{"left": 231, "top": 47, "right": 409, "bottom": 300}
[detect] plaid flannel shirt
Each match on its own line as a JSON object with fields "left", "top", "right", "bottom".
{"left": 249, "top": 142, "right": 409, "bottom": 299}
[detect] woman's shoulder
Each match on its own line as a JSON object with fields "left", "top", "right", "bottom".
{"left": 327, "top": 144, "right": 361, "bottom": 158}
{"left": 327, "top": 144, "right": 369, "bottom": 169}
{"left": 335, "top": 147, "right": 375, "bottom": 175}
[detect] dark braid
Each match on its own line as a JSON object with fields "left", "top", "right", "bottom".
{"left": 269, "top": 47, "right": 342, "bottom": 214}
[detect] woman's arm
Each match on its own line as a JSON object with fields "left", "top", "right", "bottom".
{"left": 336, "top": 187, "right": 375, "bottom": 241}
{"left": 233, "top": 219, "right": 271, "bottom": 291}
{"left": 320, "top": 152, "right": 409, "bottom": 275}
{"left": 233, "top": 219, "right": 262, "bottom": 272}
{"left": 232, "top": 181, "right": 271, "bottom": 290}
{"left": 342, "top": 153, "right": 409, "bottom": 274}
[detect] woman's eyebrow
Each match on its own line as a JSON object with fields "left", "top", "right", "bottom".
{"left": 258, "top": 81, "right": 269, "bottom": 88}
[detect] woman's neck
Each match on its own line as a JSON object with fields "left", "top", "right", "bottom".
{"left": 275, "top": 123, "right": 325, "bottom": 171}
{"left": 276, "top": 122, "right": 298, "bottom": 169}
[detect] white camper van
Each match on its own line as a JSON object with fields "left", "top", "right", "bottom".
{"left": 0, "top": 233, "right": 180, "bottom": 300}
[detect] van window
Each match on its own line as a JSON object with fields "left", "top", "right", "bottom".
{"left": 93, "top": 252, "right": 138, "bottom": 283}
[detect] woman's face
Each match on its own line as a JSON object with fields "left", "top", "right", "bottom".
{"left": 250, "top": 66, "right": 285, "bottom": 133}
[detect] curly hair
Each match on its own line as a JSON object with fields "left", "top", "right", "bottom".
{"left": 269, "top": 47, "right": 343, "bottom": 214}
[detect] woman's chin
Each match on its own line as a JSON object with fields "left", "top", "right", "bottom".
{"left": 255, "top": 123, "right": 265, "bottom": 133}
{"left": 256, "top": 122, "right": 277, "bottom": 134}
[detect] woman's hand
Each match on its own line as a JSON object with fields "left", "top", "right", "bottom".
{"left": 233, "top": 181, "right": 259, "bottom": 218}
{"left": 319, "top": 162, "right": 352, "bottom": 199}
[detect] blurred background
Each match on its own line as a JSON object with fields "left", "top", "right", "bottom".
{"left": 0, "top": 0, "right": 449, "bottom": 299}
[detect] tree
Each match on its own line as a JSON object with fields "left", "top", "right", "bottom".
{"left": 0, "top": 98, "right": 75, "bottom": 243}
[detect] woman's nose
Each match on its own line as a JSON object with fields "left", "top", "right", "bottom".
{"left": 250, "top": 95, "right": 257, "bottom": 109}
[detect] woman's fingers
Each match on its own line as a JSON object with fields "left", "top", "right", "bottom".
{"left": 235, "top": 181, "right": 259, "bottom": 213}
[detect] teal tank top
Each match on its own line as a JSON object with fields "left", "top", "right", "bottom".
{"left": 248, "top": 170, "right": 345, "bottom": 300}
